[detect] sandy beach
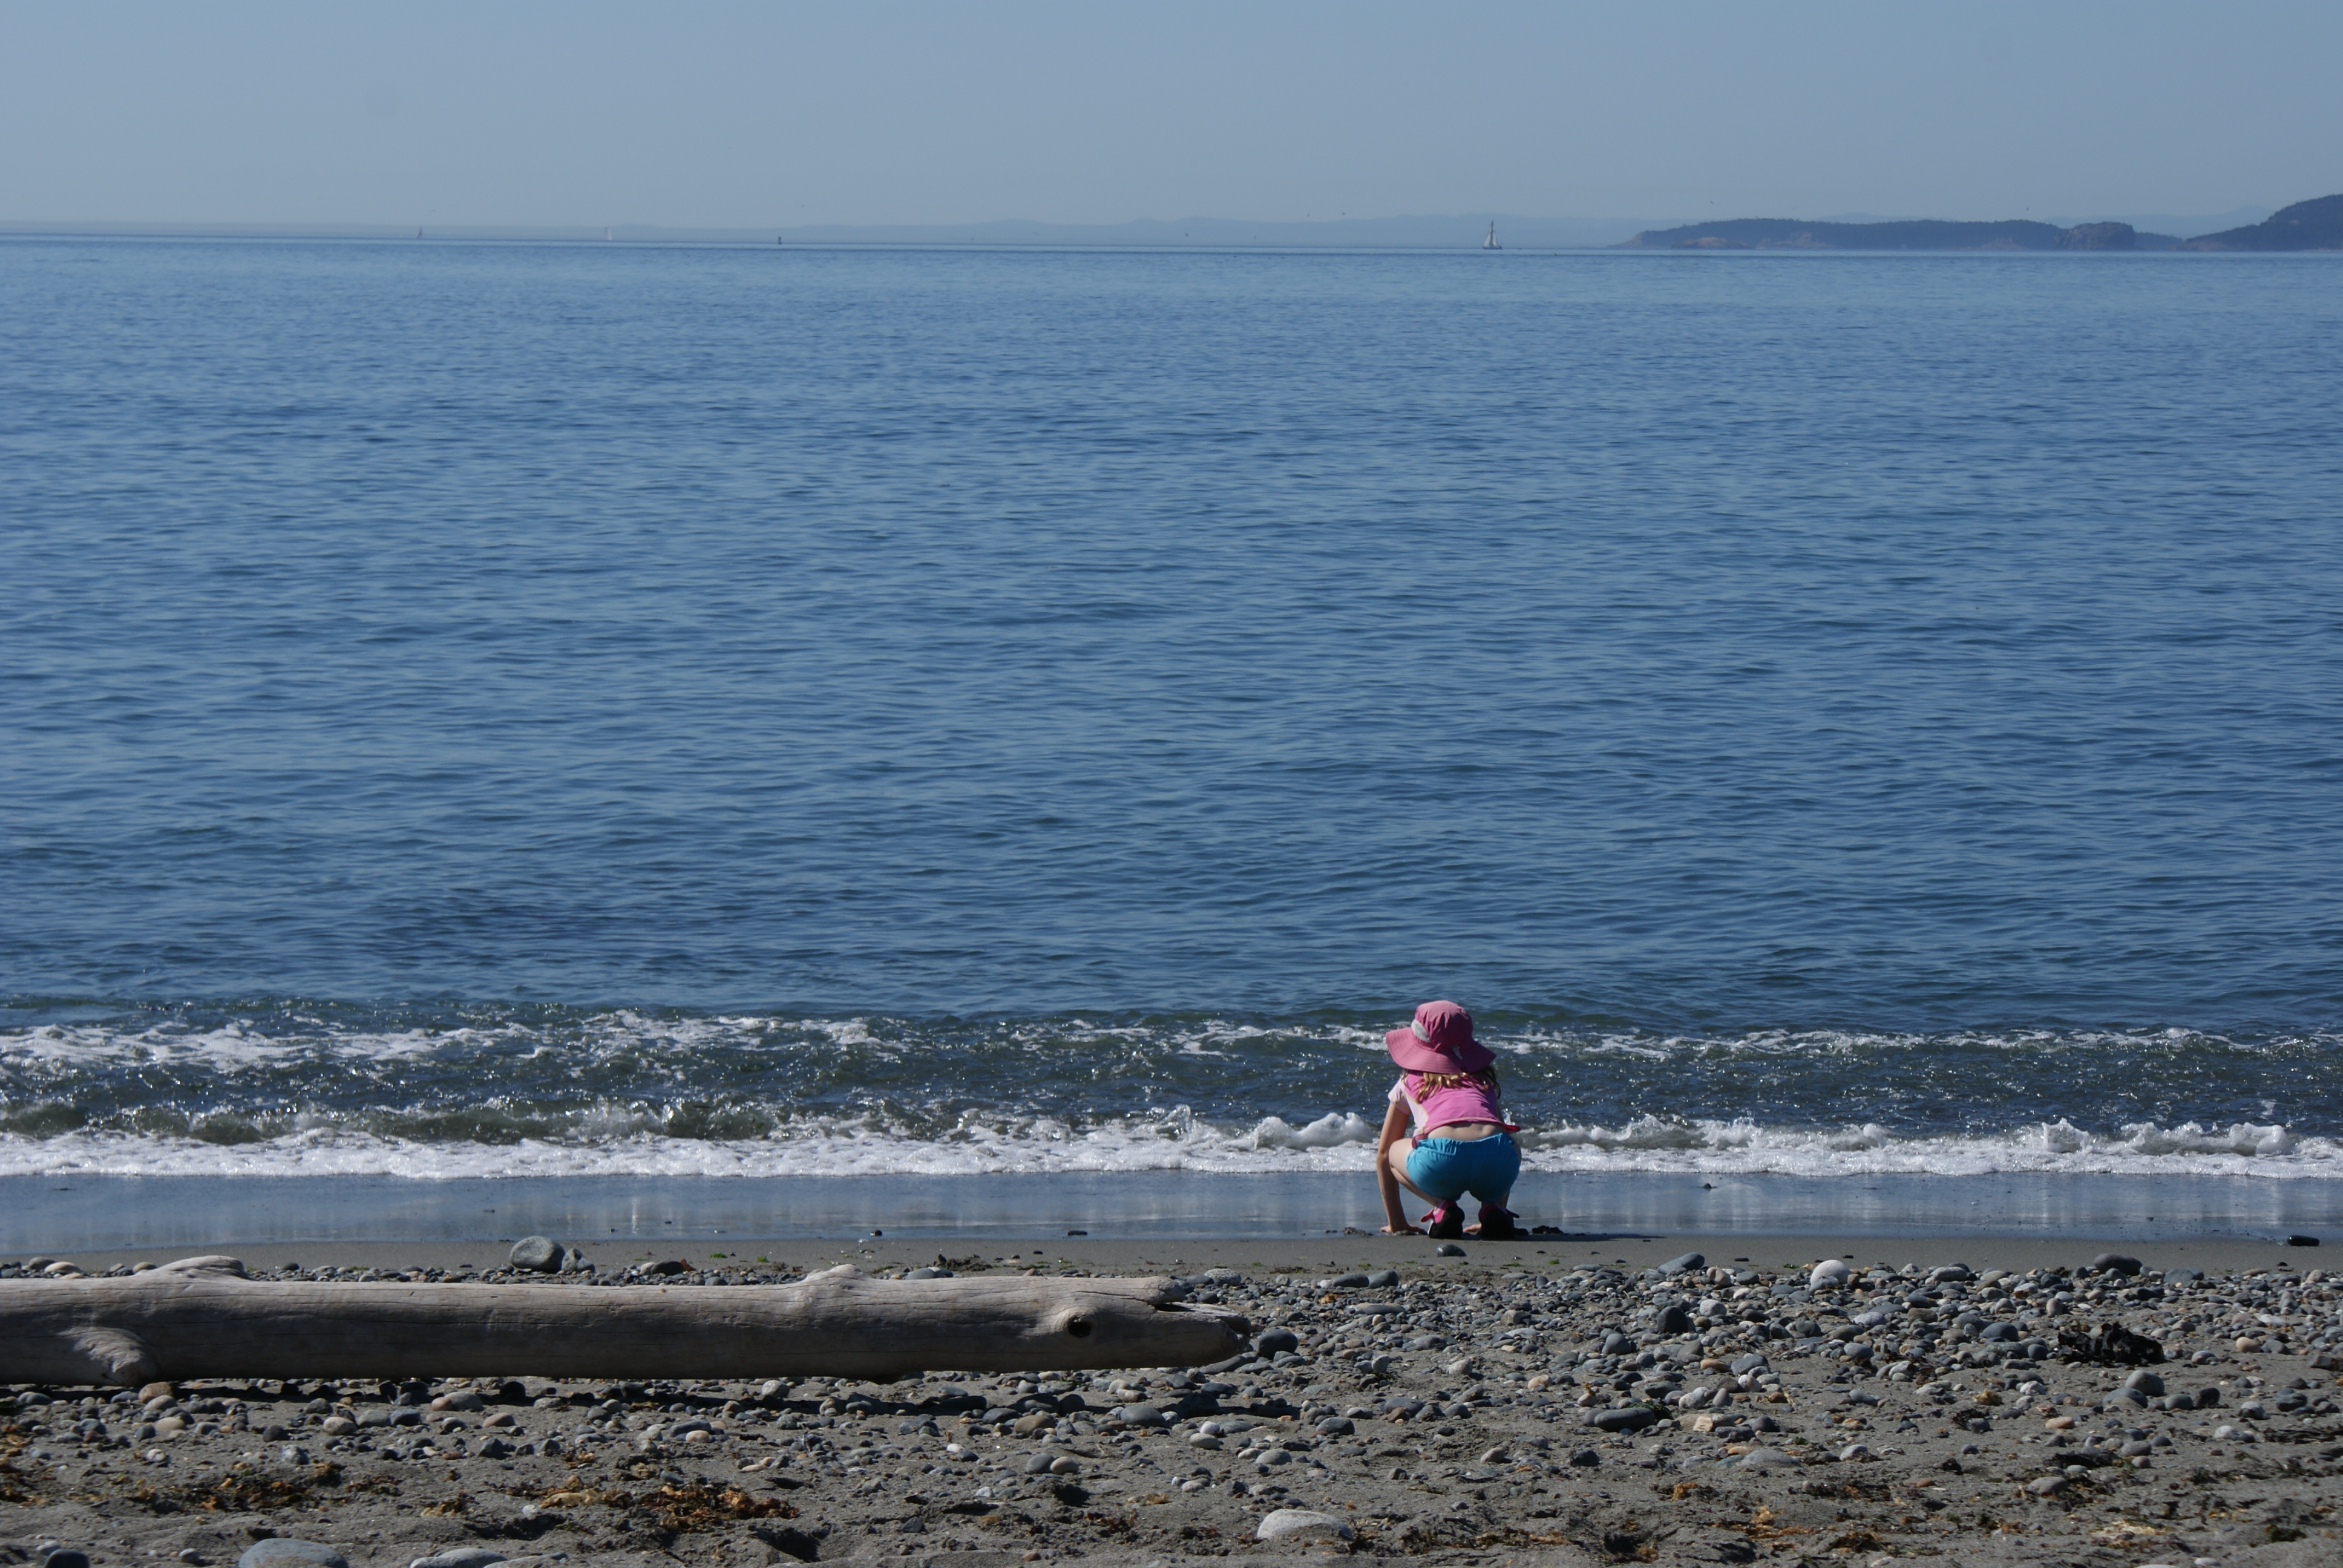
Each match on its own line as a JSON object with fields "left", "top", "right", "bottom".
{"left": 2, "top": 1230, "right": 2336, "bottom": 1567}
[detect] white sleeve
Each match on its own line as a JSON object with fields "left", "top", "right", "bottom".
{"left": 1388, "top": 1077, "right": 1421, "bottom": 1134}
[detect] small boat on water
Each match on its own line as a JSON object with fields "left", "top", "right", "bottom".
{"left": 1484, "top": 222, "right": 1502, "bottom": 250}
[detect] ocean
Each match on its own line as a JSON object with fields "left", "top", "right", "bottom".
{"left": 2, "top": 237, "right": 2339, "bottom": 1224}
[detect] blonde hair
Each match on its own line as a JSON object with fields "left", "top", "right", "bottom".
{"left": 1408, "top": 1067, "right": 1496, "bottom": 1095}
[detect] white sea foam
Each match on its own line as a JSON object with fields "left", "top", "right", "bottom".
{"left": 0, "top": 1110, "right": 2334, "bottom": 1180}
{"left": 2, "top": 1011, "right": 2335, "bottom": 1180}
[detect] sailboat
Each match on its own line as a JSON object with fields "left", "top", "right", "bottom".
{"left": 1483, "top": 222, "right": 1502, "bottom": 250}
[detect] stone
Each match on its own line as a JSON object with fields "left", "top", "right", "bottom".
{"left": 1435, "top": 1243, "right": 1466, "bottom": 1257}
{"left": 1657, "top": 1304, "right": 1696, "bottom": 1334}
{"left": 506, "top": 1237, "right": 564, "bottom": 1273}
{"left": 1657, "top": 1252, "right": 1705, "bottom": 1276}
{"left": 2123, "top": 1370, "right": 2164, "bottom": 1396}
{"left": 41, "top": 1553, "right": 90, "bottom": 1568}
{"left": 1112, "top": 1403, "right": 1166, "bottom": 1426}
{"left": 2164, "top": 1267, "right": 2203, "bottom": 1285}
{"left": 1979, "top": 1322, "right": 2021, "bottom": 1342}
{"left": 1366, "top": 1269, "right": 1400, "bottom": 1287}
{"left": 238, "top": 1545, "right": 350, "bottom": 1568}
{"left": 1729, "top": 1353, "right": 1769, "bottom": 1376}
{"left": 409, "top": 1553, "right": 506, "bottom": 1568}
{"left": 1254, "top": 1329, "right": 1299, "bottom": 1356}
{"left": 1810, "top": 1259, "right": 1852, "bottom": 1289}
{"left": 1048, "top": 1456, "right": 1080, "bottom": 1475}
{"left": 1567, "top": 1448, "right": 1601, "bottom": 1467}
{"left": 1591, "top": 1406, "right": 1658, "bottom": 1432}
{"left": 1255, "top": 1509, "right": 1353, "bottom": 1543}
{"left": 2088, "top": 1252, "right": 2142, "bottom": 1276}
{"left": 2025, "top": 1475, "right": 2069, "bottom": 1496}
{"left": 1319, "top": 1272, "right": 1371, "bottom": 1289}
{"left": 1023, "top": 1452, "right": 1054, "bottom": 1474}
{"left": 137, "top": 1381, "right": 175, "bottom": 1402}
{"left": 1738, "top": 1448, "right": 1796, "bottom": 1469}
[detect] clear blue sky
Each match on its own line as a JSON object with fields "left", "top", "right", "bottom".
{"left": 3, "top": 0, "right": 2335, "bottom": 229}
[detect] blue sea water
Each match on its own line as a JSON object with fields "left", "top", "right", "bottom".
{"left": 2, "top": 238, "right": 2338, "bottom": 1187}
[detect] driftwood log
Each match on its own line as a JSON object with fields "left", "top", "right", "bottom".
{"left": 0, "top": 1256, "right": 1251, "bottom": 1385}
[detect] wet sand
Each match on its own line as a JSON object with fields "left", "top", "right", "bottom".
{"left": 1, "top": 1231, "right": 2337, "bottom": 1566}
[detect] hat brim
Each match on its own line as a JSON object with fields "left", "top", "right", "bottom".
{"left": 1385, "top": 1027, "right": 1495, "bottom": 1076}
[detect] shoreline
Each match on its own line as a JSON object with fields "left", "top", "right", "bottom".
{"left": 2, "top": 1171, "right": 2334, "bottom": 1258}
{"left": 30, "top": 1231, "right": 2328, "bottom": 1284}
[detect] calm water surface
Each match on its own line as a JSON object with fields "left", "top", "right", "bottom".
{"left": 2, "top": 240, "right": 2338, "bottom": 1183}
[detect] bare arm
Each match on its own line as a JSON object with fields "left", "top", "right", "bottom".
{"left": 1377, "top": 1097, "right": 1421, "bottom": 1235}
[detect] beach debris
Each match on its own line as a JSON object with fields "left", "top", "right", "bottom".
{"left": 2057, "top": 1321, "right": 2164, "bottom": 1365}
{"left": 0, "top": 1253, "right": 1249, "bottom": 1382}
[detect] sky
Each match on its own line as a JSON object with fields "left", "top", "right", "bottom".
{"left": 2, "top": 0, "right": 2336, "bottom": 230}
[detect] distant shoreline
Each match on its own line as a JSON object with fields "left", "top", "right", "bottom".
{"left": 4, "top": 196, "right": 2334, "bottom": 252}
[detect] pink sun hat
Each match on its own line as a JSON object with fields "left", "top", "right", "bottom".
{"left": 1384, "top": 1000, "right": 1495, "bottom": 1074}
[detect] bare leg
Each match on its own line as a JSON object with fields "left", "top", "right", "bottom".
{"left": 1386, "top": 1141, "right": 1440, "bottom": 1208}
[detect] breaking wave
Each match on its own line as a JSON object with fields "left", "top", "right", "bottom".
{"left": 0, "top": 1005, "right": 2335, "bottom": 1180}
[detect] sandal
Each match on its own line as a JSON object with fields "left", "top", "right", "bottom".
{"left": 1475, "top": 1204, "right": 1524, "bottom": 1241}
{"left": 1424, "top": 1203, "right": 1466, "bottom": 1240}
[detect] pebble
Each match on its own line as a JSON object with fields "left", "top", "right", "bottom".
{"left": 408, "top": 1552, "right": 506, "bottom": 1568}
{"left": 1255, "top": 1508, "right": 1353, "bottom": 1543}
{"left": 1658, "top": 1252, "right": 1705, "bottom": 1276}
{"left": 238, "top": 1544, "right": 349, "bottom": 1568}
{"left": 506, "top": 1236, "right": 563, "bottom": 1273}
{"left": 1810, "top": 1259, "right": 1852, "bottom": 1289}
{"left": 1435, "top": 1242, "right": 1466, "bottom": 1257}
{"left": 1591, "top": 1406, "right": 1657, "bottom": 1432}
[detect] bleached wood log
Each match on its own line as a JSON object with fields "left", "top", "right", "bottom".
{"left": 0, "top": 1256, "right": 1250, "bottom": 1385}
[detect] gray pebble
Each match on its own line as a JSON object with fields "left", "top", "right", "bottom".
{"left": 1657, "top": 1252, "right": 1705, "bottom": 1276}
{"left": 506, "top": 1236, "right": 563, "bottom": 1273}
{"left": 1255, "top": 1508, "right": 1353, "bottom": 1543}
{"left": 408, "top": 1552, "right": 506, "bottom": 1568}
{"left": 238, "top": 1544, "right": 350, "bottom": 1568}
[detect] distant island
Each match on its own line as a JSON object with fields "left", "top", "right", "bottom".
{"left": 1617, "top": 193, "right": 2343, "bottom": 252}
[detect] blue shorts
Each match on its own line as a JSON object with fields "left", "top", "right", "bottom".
{"left": 1404, "top": 1132, "right": 1520, "bottom": 1205}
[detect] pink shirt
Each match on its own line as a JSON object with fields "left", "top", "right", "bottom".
{"left": 1389, "top": 1073, "right": 1511, "bottom": 1137}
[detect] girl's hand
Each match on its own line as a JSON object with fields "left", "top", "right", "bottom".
{"left": 1379, "top": 1223, "right": 1424, "bottom": 1236}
